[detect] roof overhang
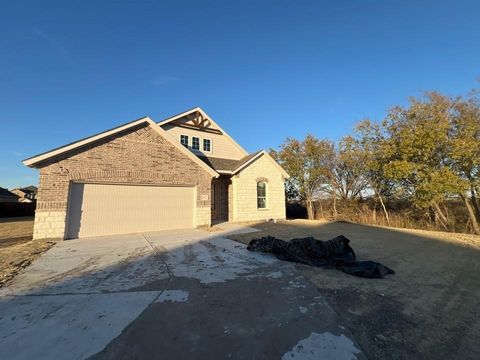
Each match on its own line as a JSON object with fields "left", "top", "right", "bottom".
{"left": 23, "top": 117, "right": 219, "bottom": 178}
{"left": 158, "top": 107, "right": 248, "bottom": 156}
{"left": 220, "top": 150, "right": 289, "bottom": 178}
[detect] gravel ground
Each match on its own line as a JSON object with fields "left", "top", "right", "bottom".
{"left": 228, "top": 219, "right": 480, "bottom": 360}
{"left": 0, "top": 217, "right": 55, "bottom": 287}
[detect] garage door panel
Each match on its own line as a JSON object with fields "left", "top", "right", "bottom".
{"left": 67, "top": 183, "right": 194, "bottom": 238}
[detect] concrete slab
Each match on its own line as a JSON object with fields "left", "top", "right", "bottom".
{"left": 0, "top": 233, "right": 169, "bottom": 296}
{"left": 282, "top": 332, "right": 362, "bottom": 360}
{"left": 213, "top": 221, "right": 262, "bottom": 235}
{"left": 0, "top": 226, "right": 364, "bottom": 360}
{"left": 0, "top": 292, "right": 158, "bottom": 360}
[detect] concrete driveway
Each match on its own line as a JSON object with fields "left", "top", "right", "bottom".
{"left": 0, "top": 224, "right": 363, "bottom": 360}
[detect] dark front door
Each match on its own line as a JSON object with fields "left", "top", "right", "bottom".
{"left": 211, "top": 177, "right": 229, "bottom": 221}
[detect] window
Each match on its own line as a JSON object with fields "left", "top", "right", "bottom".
{"left": 180, "top": 135, "right": 189, "bottom": 148}
{"left": 257, "top": 182, "right": 266, "bottom": 209}
{"left": 203, "top": 139, "right": 211, "bottom": 152}
{"left": 192, "top": 137, "right": 200, "bottom": 150}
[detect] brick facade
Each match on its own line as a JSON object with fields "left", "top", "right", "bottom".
{"left": 229, "top": 154, "right": 286, "bottom": 222}
{"left": 33, "top": 123, "right": 214, "bottom": 239}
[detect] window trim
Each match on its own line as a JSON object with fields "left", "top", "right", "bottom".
{"left": 257, "top": 181, "right": 267, "bottom": 209}
{"left": 203, "top": 138, "right": 212, "bottom": 153}
{"left": 179, "top": 134, "right": 213, "bottom": 154}
{"left": 180, "top": 134, "right": 189, "bottom": 148}
{"left": 191, "top": 136, "right": 200, "bottom": 150}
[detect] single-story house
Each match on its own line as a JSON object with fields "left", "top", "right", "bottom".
{"left": 11, "top": 186, "right": 38, "bottom": 203}
{"left": 0, "top": 187, "right": 19, "bottom": 203}
{"left": 23, "top": 108, "right": 289, "bottom": 240}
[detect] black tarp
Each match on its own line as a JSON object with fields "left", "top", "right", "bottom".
{"left": 247, "top": 235, "right": 394, "bottom": 279}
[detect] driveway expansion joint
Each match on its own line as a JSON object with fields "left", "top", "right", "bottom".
{"left": 140, "top": 233, "right": 174, "bottom": 304}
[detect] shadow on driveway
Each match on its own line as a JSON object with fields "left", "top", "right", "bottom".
{"left": 0, "top": 226, "right": 364, "bottom": 360}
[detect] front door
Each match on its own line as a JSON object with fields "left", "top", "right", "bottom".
{"left": 211, "top": 178, "right": 228, "bottom": 221}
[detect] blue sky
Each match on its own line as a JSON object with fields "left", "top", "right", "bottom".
{"left": 1, "top": 0, "right": 479, "bottom": 189}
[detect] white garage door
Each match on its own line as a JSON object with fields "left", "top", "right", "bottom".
{"left": 66, "top": 183, "right": 195, "bottom": 239}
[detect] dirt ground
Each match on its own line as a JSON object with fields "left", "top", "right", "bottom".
{"left": 0, "top": 217, "right": 55, "bottom": 288}
{"left": 228, "top": 219, "right": 480, "bottom": 360}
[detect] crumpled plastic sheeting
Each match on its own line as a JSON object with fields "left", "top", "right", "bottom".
{"left": 247, "top": 235, "right": 394, "bottom": 279}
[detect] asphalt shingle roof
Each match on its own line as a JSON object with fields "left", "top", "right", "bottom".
{"left": 198, "top": 150, "right": 263, "bottom": 173}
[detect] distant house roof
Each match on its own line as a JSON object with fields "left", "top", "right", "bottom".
{"left": 12, "top": 186, "right": 38, "bottom": 195}
{"left": 0, "top": 187, "right": 18, "bottom": 199}
{"left": 23, "top": 185, "right": 38, "bottom": 193}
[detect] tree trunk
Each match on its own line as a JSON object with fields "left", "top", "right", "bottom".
{"left": 374, "top": 188, "right": 390, "bottom": 226}
{"left": 470, "top": 187, "right": 480, "bottom": 223}
{"left": 306, "top": 198, "right": 315, "bottom": 220}
{"left": 433, "top": 202, "right": 449, "bottom": 231}
{"left": 332, "top": 192, "right": 338, "bottom": 220}
{"left": 427, "top": 207, "right": 435, "bottom": 223}
{"left": 460, "top": 194, "right": 480, "bottom": 234}
{"left": 434, "top": 213, "right": 448, "bottom": 231}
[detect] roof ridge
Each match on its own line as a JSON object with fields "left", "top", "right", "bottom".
{"left": 157, "top": 106, "right": 200, "bottom": 125}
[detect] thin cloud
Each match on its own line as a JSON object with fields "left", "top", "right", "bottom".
{"left": 11, "top": 151, "right": 23, "bottom": 157}
{"left": 33, "top": 28, "right": 73, "bottom": 64}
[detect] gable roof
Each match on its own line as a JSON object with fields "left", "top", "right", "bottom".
{"left": 11, "top": 186, "right": 37, "bottom": 194}
{"left": 198, "top": 150, "right": 289, "bottom": 178}
{"left": 23, "top": 185, "right": 38, "bottom": 193}
{"left": 22, "top": 117, "right": 219, "bottom": 177}
{"left": 158, "top": 107, "right": 248, "bottom": 157}
{"left": 197, "top": 156, "right": 240, "bottom": 173}
{"left": 21, "top": 108, "right": 289, "bottom": 180}
{"left": 0, "top": 187, "right": 18, "bottom": 198}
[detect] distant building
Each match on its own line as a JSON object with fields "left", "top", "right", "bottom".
{"left": 0, "top": 187, "right": 20, "bottom": 203}
{"left": 10, "top": 186, "right": 38, "bottom": 203}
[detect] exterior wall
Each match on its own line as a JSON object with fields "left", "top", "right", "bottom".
{"left": 33, "top": 123, "right": 214, "bottom": 239}
{"left": 33, "top": 211, "right": 66, "bottom": 238}
{"left": 162, "top": 122, "right": 246, "bottom": 160}
{"left": 230, "top": 154, "right": 286, "bottom": 222}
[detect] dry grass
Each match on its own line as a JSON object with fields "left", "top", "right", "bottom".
{"left": 0, "top": 217, "right": 56, "bottom": 288}
{"left": 229, "top": 218, "right": 480, "bottom": 249}
{"left": 0, "top": 216, "right": 35, "bottom": 242}
{"left": 308, "top": 199, "right": 478, "bottom": 235}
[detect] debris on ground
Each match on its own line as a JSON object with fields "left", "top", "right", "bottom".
{"left": 247, "top": 235, "right": 394, "bottom": 278}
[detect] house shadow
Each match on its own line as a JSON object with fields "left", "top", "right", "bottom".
{"left": 0, "top": 229, "right": 334, "bottom": 360}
